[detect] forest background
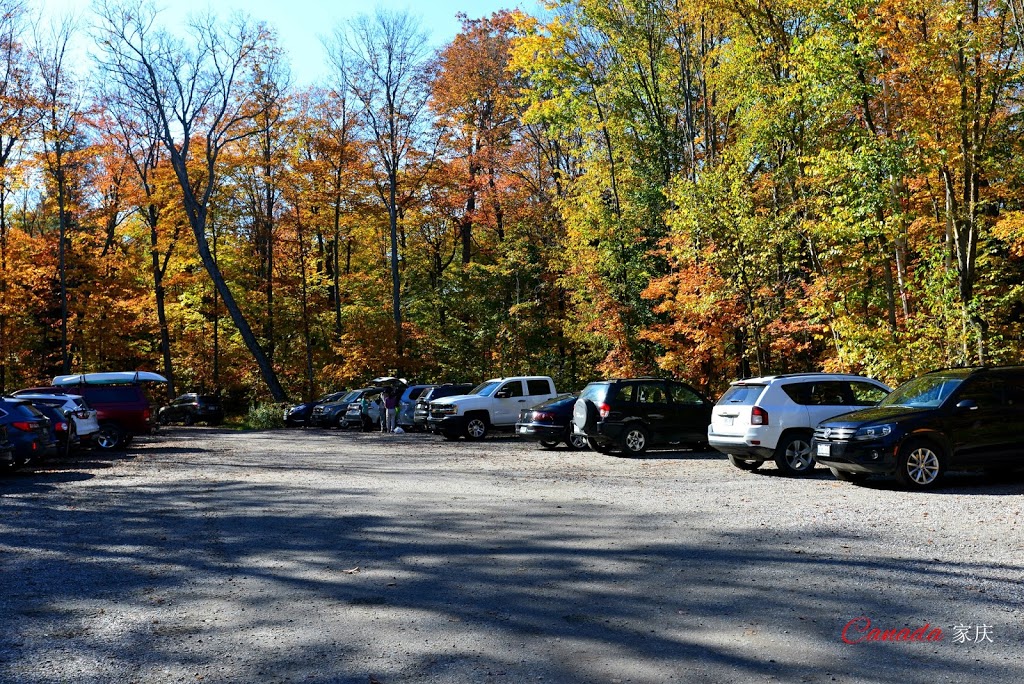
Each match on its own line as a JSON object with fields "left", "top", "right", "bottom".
{"left": 2, "top": 0, "right": 1024, "bottom": 405}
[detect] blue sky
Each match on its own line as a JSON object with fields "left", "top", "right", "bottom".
{"left": 44, "top": 0, "right": 540, "bottom": 84}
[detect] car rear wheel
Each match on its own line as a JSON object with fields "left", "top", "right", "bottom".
{"left": 538, "top": 440, "right": 560, "bottom": 450}
{"left": 621, "top": 424, "right": 649, "bottom": 456}
{"left": 158, "top": 412, "right": 170, "bottom": 426}
{"left": 183, "top": 414, "right": 194, "bottom": 426}
{"left": 728, "top": 454, "right": 762, "bottom": 471}
{"left": 896, "top": 440, "right": 944, "bottom": 489}
{"left": 773, "top": 433, "right": 815, "bottom": 476}
{"left": 94, "top": 424, "right": 125, "bottom": 451}
{"left": 829, "top": 467, "right": 869, "bottom": 483}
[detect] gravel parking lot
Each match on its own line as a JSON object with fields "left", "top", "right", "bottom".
{"left": 1, "top": 427, "right": 1022, "bottom": 683}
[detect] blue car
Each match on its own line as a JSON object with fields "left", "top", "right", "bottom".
{"left": 0, "top": 397, "right": 57, "bottom": 468}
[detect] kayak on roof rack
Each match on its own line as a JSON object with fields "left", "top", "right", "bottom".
{"left": 52, "top": 371, "right": 168, "bottom": 386}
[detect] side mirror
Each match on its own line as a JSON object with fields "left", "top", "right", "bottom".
{"left": 956, "top": 399, "right": 978, "bottom": 410}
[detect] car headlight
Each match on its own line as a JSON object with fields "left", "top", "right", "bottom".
{"left": 853, "top": 424, "right": 894, "bottom": 441}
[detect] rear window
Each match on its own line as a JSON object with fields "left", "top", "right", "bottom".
{"left": 579, "top": 383, "right": 610, "bottom": 403}
{"left": 719, "top": 383, "right": 767, "bottom": 405}
{"left": 526, "top": 379, "right": 551, "bottom": 396}
{"left": 782, "top": 381, "right": 850, "bottom": 406}
{"left": 408, "top": 386, "right": 430, "bottom": 401}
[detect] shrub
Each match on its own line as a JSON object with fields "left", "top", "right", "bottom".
{"left": 246, "top": 402, "right": 285, "bottom": 430}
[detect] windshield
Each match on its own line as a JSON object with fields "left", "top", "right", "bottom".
{"left": 469, "top": 381, "right": 500, "bottom": 397}
{"left": 881, "top": 375, "right": 963, "bottom": 408}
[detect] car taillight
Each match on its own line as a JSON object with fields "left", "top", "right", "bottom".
{"left": 76, "top": 410, "right": 89, "bottom": 419}
{"left": 11, "top": 421, "right": 35, "bottom": 432}
{"left": 144, "top": 408, "right": 151, "bottom": 421}
{"left": 533, "top": 411, "right": 555, "bottom": 422}
{"left": 751, "top": 406, "right": 769, "bottom": 425}
{"left": 55, "top": 421, "right": 68, "bottom": 433}
{"left": 598, "top": 403, "right": 611, "bottom": 419}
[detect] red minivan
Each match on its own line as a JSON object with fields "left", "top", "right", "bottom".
{"left": 16, "top": 372, "right": 166, "bottom": 451}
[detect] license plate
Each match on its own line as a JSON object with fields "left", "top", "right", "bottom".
{"left": 519, "top": 426, "right": 530, "bottom": 434}
{"left": 816, "top": 443, "right": 830, "bottom": 457}
{"left": 723, "top": 417, "right": 734, "bottom": 426}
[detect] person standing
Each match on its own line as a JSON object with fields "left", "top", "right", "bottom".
{"left": 383, "top": 387, "right": 399, "bottom": 433}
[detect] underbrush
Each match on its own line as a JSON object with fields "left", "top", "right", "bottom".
{"left": 246, "top": 402, "right": 286, "bottom": 430}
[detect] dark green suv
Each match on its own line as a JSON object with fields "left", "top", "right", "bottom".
{"left": 572, "top": 378, "right": 713, "bottom": 455}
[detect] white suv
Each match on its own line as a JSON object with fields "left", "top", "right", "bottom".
{"left": 708, "top": 373, "right": 891, "bottom": 476}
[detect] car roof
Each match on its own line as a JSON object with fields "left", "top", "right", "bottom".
{"left": 730, "top": 373, "right": 886, "bottom": 384}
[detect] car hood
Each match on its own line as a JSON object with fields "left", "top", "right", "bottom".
{"left": 432, "top": 394, "right": 477, "bottom": 405}
{"left": 818, "top": 405, "right": 932, "bottom": 427}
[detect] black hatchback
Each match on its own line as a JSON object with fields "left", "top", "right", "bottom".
{"left": 572, "top": 378, "right": 713, "bottom": 455}
{"left": 812, "top": 366, "right": 1024, "bottom": 489}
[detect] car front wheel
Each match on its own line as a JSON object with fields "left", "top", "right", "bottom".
{"left": 538, "top": 440, "right": 560, "bottom": 450}
{"left": 896, "top": 440, "right": 944, "bottom": 489}
{"left": 567, "top": 433, "right": 589, "bottom": 450}
{"left": 464, "top": 416, "right": 488, "bottom": 441}
{"left": 774, "top": 433, "right": 815, "bottom": 476}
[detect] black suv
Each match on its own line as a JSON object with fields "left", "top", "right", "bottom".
{"left": 572, "top": 378, "right": 713, "bottom": 455}
{"left": 413, "top": 383, "right": 473, "bottom": 430}
{"left": 157, "top": 393, "right": 224, "bottom": 426}
{"left": 812, "top": 366, "right": 1024, "bottom": 489}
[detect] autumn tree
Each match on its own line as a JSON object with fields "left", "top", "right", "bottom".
{"left": 33, "top": 16, "right": 84, "bottom": 374}
{"left": 328, "top": 9, "right": 434, "bottom": 371}
{"left": 95, "top": 0, "right": 287, "bottom": 400}
{"left": 0, "top": 0, "right": 35, "bottom": 390}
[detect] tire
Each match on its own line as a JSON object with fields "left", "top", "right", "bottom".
{"left": 567, "top": 433, "right": 589, "bottom": 450}
{"left": 94, "top": 424, "right": 125, "bottom": 451}
{"left": 728, "top": 454, "right": 762, "bottom": 471}
{"left": 538, "top": 440, "right": 560, "bottom": 450}
{"left": 773, "top": 432, "right": 815, "bottom": 476}
{"left": 572, "top": 399, "right": 598, "bottom": 434}
{"left": 464, "top": 415, "right": 488, "bottom": 441}
{"left": 442, "top": 431, "right": 460, "bottom": 441}
{"left": 587, "top": 437, "right": 612, "bottom": 454}
{"left": 158, "top": 412, "right": 170, "bottom": 426}
{"left": 829, "top": 467, "right": 869, "bottom": 483}
{"left": 183, "top": 414, "right": 195, "bottom": 426}
{"left": 621, "top": 424, "right": 650, "bottom": 456}
{"left": 896, "top": 440, "right": 944, "bottom": 489}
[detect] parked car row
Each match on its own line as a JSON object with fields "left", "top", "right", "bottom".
{"left": 1, "top": 371, "right": 196, "bottom": 474}
{"left": 283, "top": 366, "right": 1024, "bottom": 491}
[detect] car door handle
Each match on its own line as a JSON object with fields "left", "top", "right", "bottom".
{"left": 650, "top": 413, "right": 665, "bottom": 419}
{"left": 518, "top": 399, "right": 526, "bottom": 402}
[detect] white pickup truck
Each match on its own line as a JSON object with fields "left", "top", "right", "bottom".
{"left": 426, "top": 376, "right": 558, "bottom": 440}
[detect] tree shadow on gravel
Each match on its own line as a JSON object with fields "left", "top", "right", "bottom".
{"left": 0, "top": 438, "right": 1021, "bottom": 684}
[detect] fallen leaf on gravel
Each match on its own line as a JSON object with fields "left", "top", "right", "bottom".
{"left": 343, "top": 567, "right": 360, "bottom": 574}
{"left": 369, "top": 676, "right": 383, "bottom": 684}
